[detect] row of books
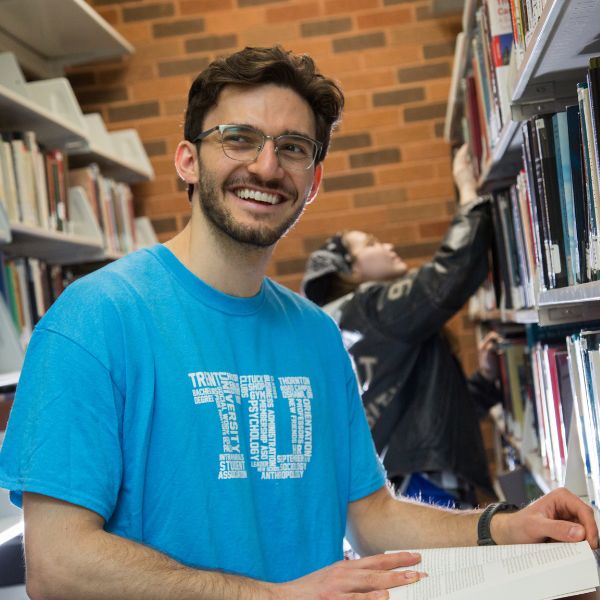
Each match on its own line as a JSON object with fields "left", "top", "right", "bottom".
{"left": 0, "top": 255, "right": 69, "bottom": 346}
{"left": 463, "top": 0, "right": 514, "bottom": 177}
{"left": 497, "top": 334, "right": 575, "bottom": 489}
{"left": 0, "top": 127, "right": 143, "bottom": 255}
{"left": 489, "top": 56, "right": 600, "bottom": 309}
{"left": 0, "top": 131, "right": 69, "bottom": 231}
{"left": 509, "top": 0, "right": 549, "bottom": 66}
{"left": 70, "top": 165, "right": 138, "bottom": 255}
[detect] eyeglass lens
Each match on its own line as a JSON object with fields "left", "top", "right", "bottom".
{"left": 219, "top": 125, "right": 317, "bottom": 169}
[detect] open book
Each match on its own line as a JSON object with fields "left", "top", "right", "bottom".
{"left": 386, "top": 541, "right": 598, "bottom": 600}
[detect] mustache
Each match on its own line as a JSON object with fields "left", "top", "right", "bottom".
{"left": 224, "top": 175, "right": 297, "bottom": 200}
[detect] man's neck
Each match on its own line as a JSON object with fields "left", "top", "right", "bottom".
{"left": 164, "top": 218, "right": 273, "bottom": 298}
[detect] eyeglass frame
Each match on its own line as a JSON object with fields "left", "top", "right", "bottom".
{"left": 191, "top": 123, "right": 323, "bottom": 171}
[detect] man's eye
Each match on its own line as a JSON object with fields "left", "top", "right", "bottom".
{"left": 279, "top": 140, "right": 310, "bottom": 156}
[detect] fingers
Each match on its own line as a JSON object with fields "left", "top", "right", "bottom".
{"left": 349, "top": 552, "right": 422, "bottom": 570}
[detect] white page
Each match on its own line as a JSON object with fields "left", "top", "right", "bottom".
{"left": 387, "top": 542, "right": 598, "bottom": 600}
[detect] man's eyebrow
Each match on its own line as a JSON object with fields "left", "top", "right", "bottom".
{"left": 280, "top": 129, "right": 315, "bottom": 139}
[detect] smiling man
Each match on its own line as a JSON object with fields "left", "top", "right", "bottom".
{"left": 0, "top": 46, "right": 597, "bottom": 600}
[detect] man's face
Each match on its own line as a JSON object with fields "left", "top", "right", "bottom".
{"left": 344, "top": 230, "right": 408, "bottom": 282}
{"left": 193, "top": 83, "right": 322, "bottom": 247}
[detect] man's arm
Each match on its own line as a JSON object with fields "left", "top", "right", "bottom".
{"left": 23, "top": 493, "right": 273, "bottom": 600}
{"left": 24, "top": 493, "right": 426, "bottom": 600}
{"left": 347, "top": 485, "right": 599, "bottom": 555}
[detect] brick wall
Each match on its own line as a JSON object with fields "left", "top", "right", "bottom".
{"left": 71, "top": 0, "right": 479, "bottom": 373}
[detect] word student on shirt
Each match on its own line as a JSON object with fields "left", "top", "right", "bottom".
{"left": 0, "top": 46, "right": 596, "bottom": 600}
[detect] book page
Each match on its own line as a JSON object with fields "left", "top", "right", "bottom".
{"left": 387, "top": 542, "right": 598, "bottom": 600}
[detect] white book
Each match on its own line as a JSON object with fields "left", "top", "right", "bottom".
{"left": 387, "top": 541, "right": 598, "bottom": 600}
{"left": 0, "top": 140, "right": 19, "bottom": 222}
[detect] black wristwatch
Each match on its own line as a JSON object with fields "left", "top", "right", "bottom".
{"left": 477, "top": 502, "right": 519, "bottom": 546}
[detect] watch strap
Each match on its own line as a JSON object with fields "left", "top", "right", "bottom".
{"left": 477, "top": 502, "right": 519, "bottom": 546}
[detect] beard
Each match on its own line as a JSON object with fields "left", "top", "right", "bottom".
{"left": 196, "top": 163, "right": 307, "bottom": 248}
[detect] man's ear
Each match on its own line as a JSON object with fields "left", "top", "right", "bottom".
{"left": 175, "top": 141, "right": 199, "bottom": 185}
{"left": 305, "top": 162, "right": 323, "bottom": 205}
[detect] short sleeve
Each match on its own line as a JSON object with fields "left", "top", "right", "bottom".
{"left": 0, "top": 327, "right": 123, "bottom": 521}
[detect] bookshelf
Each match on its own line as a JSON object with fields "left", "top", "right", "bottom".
{"left": 445, "top": 0, "right": 600, "bottom": 192}
{"left": 447, "top": 0, "right": 600, "bottom": 530}
{"left": 0, "top": 0, "right": 133, "bottom": 79}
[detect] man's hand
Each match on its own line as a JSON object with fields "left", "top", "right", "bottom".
{"left": 275, "top": 552, "right": 427, "bottom": 599}
{"left": 452, "top": 144, "right": 479, "bottom": 206}
{"left": 490, "top": 488, "right": 599, "bottom": 548}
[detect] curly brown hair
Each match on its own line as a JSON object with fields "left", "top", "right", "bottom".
{"left": 184, "top": 46, "right": 344, "bottom": 165}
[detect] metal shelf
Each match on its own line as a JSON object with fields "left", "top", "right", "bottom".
{"left": 0, "top": 372, "right": 20, "bottom": 389}
{"left": 511, "top": 0, "right": 600, "bottom": 108}
{"left": 69, "top": 145, "right": 154, "bottom": 184}
{"left": 5, "top": 224, "right": 105, "bottom": 265}
{"left": 0, "top": 0, "right": 133, "bottom": 79}
{"left": 0, "top": 84, "right": 88, "bottom": 152}
{"left": 538, "top": 281, "right": 600, "bottom": 326}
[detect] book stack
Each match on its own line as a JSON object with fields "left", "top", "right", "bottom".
{"left": 0, "top": 131, "right": 70, "bottom": 232}
{"left": 567, "top": 330, "right": 600, "bottom": 507}
{"left": 487, "top": 56, "right": 600, "bottom": 307}
{"left": 463, "top": 0, "right": 515, "bottom": 177}
{"left": 69, "top": 165, "right": 137, "bottom": 255}
{"left": 0, "top": 255, "right": 68, "bottom": 346}
{"left": 529, "top": 341, "right": 572, "bottom": 485}
{"left": 509, "top": 0, "right": 551, "bottom": 67}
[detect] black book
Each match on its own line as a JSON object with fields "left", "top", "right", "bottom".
{"left": 490, "top": 193, "right": 514, "bottom": 310}
{"left": 566, "top": 105, "right": 588, "bottom": 283}
{"left": 534, "top": 115, "right": 568, "bottom": 288}
{"left": 522, "top": 120, "right": 551, "bottom": 288}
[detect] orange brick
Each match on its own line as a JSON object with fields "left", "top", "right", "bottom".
{"left": 339, "top": 108, "right": 400, "bottom": 133}
{"left": 389, "top": 20, "right": 461, "bottom": 46}
{"left": 320, "top": 153, "right": 348, "bottom": 173}
{"left": 357, "top": 7, "right": 412, "bottom": 29}
{"left": 307, "top": 191, "right": 353, "bottom": 214}
{"left": 374, "top": 124, "right": 433, "bottom": 146}
{"left": 150, "top": 156, "right": 178, "bottom": 177}
{"left": 313, "top": 53, "right": 364, "bottom": 76}
{"left": 135, "top": 117, "right": 184, "bottom": 138}
{"left": 344, "top": 93, "right": 369, "bottom": 112}
{"left": 135, "top": 39, "right": 182, "bottom": 60}
{"left": 180, "top": 0, "right": 234, "bottom": 15}
{"left": 294, "top": 207, "right": 388, "bottom": 236}
{"left": 324, "top": 0, "right": 378, "bottom": 15}
{"left": 363, "top": 46, "right": 422, "bottom": 68}
{"left": 241, "top": 23, "right": 299, "bottom": 47}
{"left": 114, "top": 22, "right": 153, "bottom": 44}
{"left": 131, "top": 75, "right": 190, "bottom": 101}
{"left": 204, "top": 9, "right": 265, "bottom": 32}
{"left": 426, "top": 80, "right": 453, "bottom": 101}
{"left": 144, "top": 194, "right": 192, "bottom": 216}
{"left": 377, "top": 163, "right": 433, "bottom": 185}
{"left": 266, "top": 2, "right": 320, "bottom": 24}
{"left": 338, "top": 69, "right": 395, "bottom": 92}
{"left": 405, "top": 179, "right": 454, "bottom": 201}
{"left": 402, "top": 139, "right": 451, "bottom": 161}
{"left": 134, "top": 177, "right": 177, "bottom": 198}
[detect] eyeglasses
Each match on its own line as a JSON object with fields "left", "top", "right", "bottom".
{"left": 192, "top": 124, "right": 322, "bottom": 171}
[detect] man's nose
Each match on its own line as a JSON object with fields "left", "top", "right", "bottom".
{"left": 246, "top": 140, "right": 284, "bottom": 179}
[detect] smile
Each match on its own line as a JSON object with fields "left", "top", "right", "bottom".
{"left": 235, "top": 188, "right": 281, "bottom": 205}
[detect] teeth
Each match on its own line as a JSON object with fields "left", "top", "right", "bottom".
{"left": 236, "top": 188, "right": 279, "bottom": 205}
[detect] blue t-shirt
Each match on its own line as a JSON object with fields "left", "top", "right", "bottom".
{"left": 0, "top": 245, "right": 385, "bottom": 582}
